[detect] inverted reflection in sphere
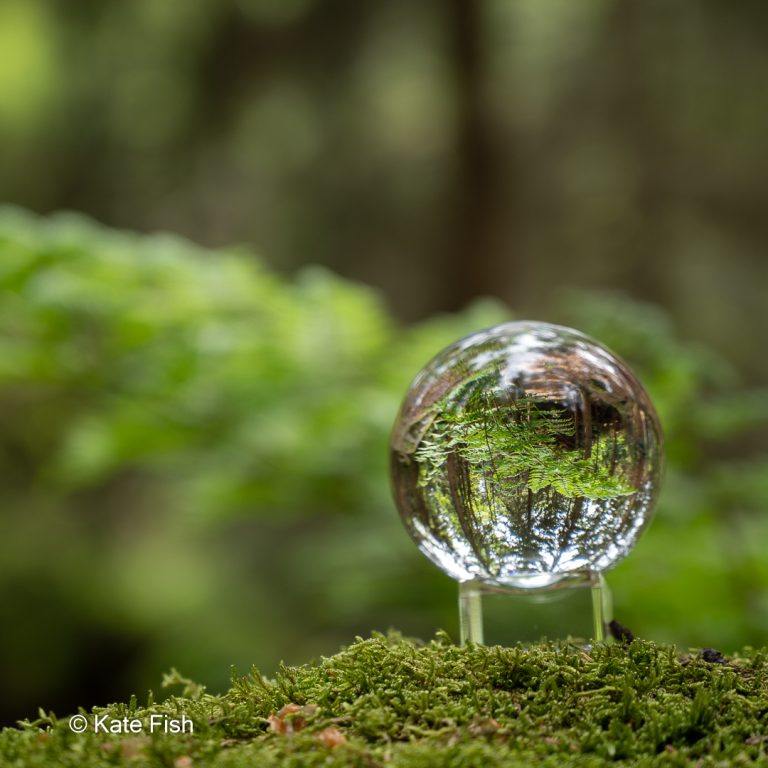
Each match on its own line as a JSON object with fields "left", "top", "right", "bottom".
{"left": 390, "top": 322, "right": 663, "bottom": 590}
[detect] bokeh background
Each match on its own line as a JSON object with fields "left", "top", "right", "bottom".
{"left": 1, "top": 0, "right": 768, "bottom": 726}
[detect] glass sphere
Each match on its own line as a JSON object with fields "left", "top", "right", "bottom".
{"left": 390, "top": 321, "right": 663, "bottom": 589}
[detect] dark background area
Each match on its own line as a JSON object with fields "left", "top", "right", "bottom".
{"left": 1, "top": 0, "right": 767, "bottom": 728}
{"left": 3, "top": 1, "right": 767, "bottom": 358}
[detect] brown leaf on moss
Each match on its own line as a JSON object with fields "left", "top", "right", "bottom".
{"left": 100, "top": 738, "right": 149, "bottom": 759}
{"left": 316, "top": 726, "right": 347, "bottom": 748}
{"left": 267, "top": 704, "right": 318, "bottom": 734}
{"left": 467, "top": 718, "right": 500, "bottom": 736}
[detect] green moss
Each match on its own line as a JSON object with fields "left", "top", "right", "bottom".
{"left": 3, "top": 633, "right": 768, "bottom": 766}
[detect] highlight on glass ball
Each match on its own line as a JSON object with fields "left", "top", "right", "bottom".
{"left": 390, "top": 321, "right": 663, "bottom": 617}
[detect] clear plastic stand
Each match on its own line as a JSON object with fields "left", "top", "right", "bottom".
{"left": 458, "top": 572, "right": 612, "bottom": 645}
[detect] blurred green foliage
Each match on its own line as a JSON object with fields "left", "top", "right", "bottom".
{"left": 1, "top": 0, "right": 767, "bottom": 374}
{"left": 0, "top": 207, "right": 510, "bottom": 722}
{"left": 1, "top": 208, "right": 767, "bottom": 724}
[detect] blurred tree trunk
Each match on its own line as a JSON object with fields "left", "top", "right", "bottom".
{"left": 443, "top": 0, "right": 502, "bottom": 311}
{"left": 604, "top": 1, "right": 672, "bottom": 299}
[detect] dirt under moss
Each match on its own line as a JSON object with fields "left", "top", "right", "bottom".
{"left": 2, "top": 632, "right": 768, "bottom": 767}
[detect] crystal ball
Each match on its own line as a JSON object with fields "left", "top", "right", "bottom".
{"left": 390, "top": 321, "right": 663, "bottom": 589}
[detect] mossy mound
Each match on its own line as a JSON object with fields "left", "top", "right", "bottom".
{"left": 3, "top": 633, "right": 768, "bottom": 767}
